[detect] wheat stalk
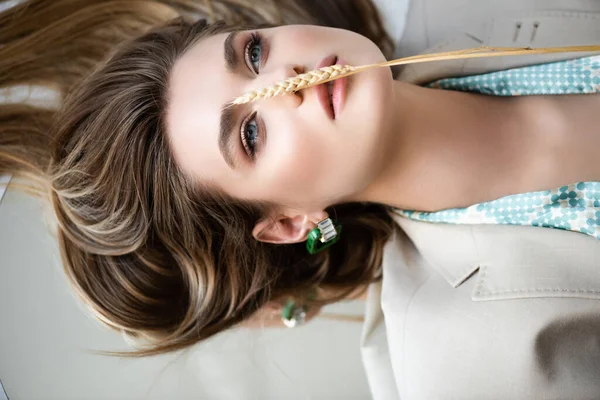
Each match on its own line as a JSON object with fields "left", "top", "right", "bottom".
{"left": 231, "top": 44, "right": 600, "bottom": 105}
{"left": 232, "top": 64, "right": 362, "bottom": 105}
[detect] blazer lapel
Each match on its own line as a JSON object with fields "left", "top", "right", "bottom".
{"left": 392, "top": 213, "right": 600, "bottom": 301}
{"left": 391, "top": 214, "right": 480, "bottom": 288}
{"left": 467, "top": 221, "right": 600, "bottom": 301}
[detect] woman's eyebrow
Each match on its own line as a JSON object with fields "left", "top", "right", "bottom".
{"left": 219, "top": 104, "right": 239, "bottom": 169}
{"left": 219, "top": 31, "right": 243, "bottom": 170}
{"left": 224, "top": 31, "right": 240, "bottom": 72}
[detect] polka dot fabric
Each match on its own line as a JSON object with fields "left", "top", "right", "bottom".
{"left": 427, "top": 55, "right": 600, "bottom": 95}
{"left": 394, "top": 56, "right": 600, "bottom": 240}
{"left": 396, "top": 182, "right": 600, "bottom": 240}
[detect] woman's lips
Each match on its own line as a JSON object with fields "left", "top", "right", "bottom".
{"left": 315, "top": 55, "right": 348, "bottom": 120}
{"left": 315, "top": 55, "right": 336, "bottom": 120}
{"left": 331, "top": 58, "right": 347, "bottom": 120}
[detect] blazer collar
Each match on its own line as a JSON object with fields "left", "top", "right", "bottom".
{"left": 391, "top": 214, "right": 480, "bottom": 288}
{"left": 391, "top": 213, "right": 600, "bottom": 300}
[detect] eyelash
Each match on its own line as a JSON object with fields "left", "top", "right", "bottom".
{"left": 241, "top": 32, "right": 264, "bottom": 160}
{"left": 240, "top": 111, "right": 259, "bottom": 159}
{"left": 244, "top": 32, "right": 262, "bottom": 74}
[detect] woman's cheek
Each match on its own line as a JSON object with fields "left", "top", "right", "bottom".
{"left": 261, "top": 133, "right": 325, "bottom": 197}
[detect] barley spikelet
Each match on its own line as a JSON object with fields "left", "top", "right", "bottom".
{"left": 232, "top": 64, "right": 358, "bottom": 105}
{"left": 232, "top": 44, "right": 600, "bottom": 105}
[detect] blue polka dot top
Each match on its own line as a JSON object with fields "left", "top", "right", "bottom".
{"left": 393, "top": 55, "right": 600, "bottom": 240}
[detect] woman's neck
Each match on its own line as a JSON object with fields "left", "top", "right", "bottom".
{"left": 356, "top": 81, "right": 562, "bottom": 212}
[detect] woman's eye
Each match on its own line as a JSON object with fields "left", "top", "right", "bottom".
{"left": 241, "top": 114, "right": 260, "bottom": 158}
{"left": 250, "top": 46, "right": 261, "bottom": 69}
{"left": 245, "top": 33, "right": 262, "bottom": 74}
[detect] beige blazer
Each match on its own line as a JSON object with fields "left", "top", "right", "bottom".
{"left": 360, "top": 2, "right": 600, "bottom": 399}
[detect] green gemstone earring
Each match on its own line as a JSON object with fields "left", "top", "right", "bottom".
{"left": 305, "top": 218, "right": 342, "bottom": 255}
{"left": 281, "top": 299, "right": 307, "bottom": 328}
{"left": 281, "top": 288, "right": 319, "bottom": 328}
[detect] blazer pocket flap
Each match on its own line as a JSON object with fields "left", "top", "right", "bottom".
{"left": 472, "top": 263, "right": 600, "bottom": 301}
{"left": 471, "top": 227, "right": 600, "bottom": 301}
{"left": 464, "top": 11, "right": 600, "bottom": 74}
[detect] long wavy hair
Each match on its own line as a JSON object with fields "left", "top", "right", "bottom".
{"left": 0, "top": 0, "right": 396, "bottom": 356}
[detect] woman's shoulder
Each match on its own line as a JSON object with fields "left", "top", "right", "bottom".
{"left": 366, "top": 211, "right": 600, "bottom": 398}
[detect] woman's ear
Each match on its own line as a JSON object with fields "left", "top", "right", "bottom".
{"left": 252, "top": 210, "right": 328, "bottom": 245}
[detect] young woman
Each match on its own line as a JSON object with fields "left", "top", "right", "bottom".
{"left": 1, "top": 0, "right": 599, "bottom": 398}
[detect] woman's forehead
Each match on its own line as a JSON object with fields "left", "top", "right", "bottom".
{"left": 171, "top": 32, "right": 230, "bottom": 93}
{"left": 169, "top": 31, "right": 238, "bottom": 133}
{"left": 167, "top": 32, "right": 239, "bottom": 177}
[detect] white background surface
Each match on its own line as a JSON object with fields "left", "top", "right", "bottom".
{"left": 0, "top": 0, "right": 409, "bottom": 398}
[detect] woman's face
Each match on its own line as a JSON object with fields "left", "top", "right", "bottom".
{"left": 167, "top": 25, "right": 394, "bottom": 211}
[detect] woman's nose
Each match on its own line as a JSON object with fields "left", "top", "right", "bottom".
{"left": 265, "top": 64, "right": 305, "bottom": 83}
{"left": 254, "top": 64, "right": 305, "bottom": 108}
